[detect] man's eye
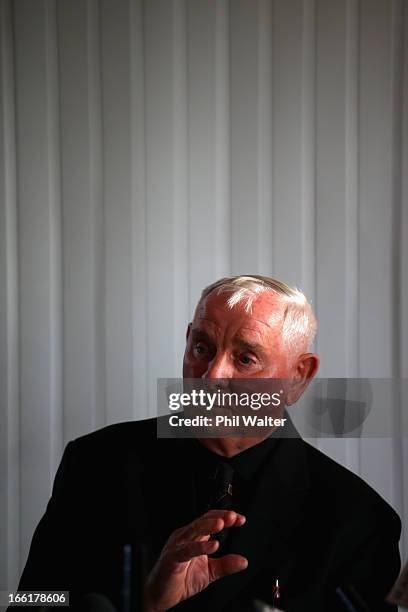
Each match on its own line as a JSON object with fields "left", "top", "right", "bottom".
{"left": 194, "top": 343, "right": 208, "bottom": 355}
{"left": 238, "top": 354, "right": 255, "bottom": 366}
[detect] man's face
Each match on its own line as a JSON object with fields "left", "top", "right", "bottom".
{"left": 183, "top": 290, "right": 294, "bottom": 380}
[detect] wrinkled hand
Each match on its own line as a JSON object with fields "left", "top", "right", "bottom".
{"left": 144, "top": 509, "right": 248, "bottom": 611}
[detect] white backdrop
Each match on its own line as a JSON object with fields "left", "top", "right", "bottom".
{"left": 0, "top": 0, "right": 407, "bottom": 594}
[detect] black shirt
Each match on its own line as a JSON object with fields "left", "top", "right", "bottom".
{"left": 190, "top": 434, "right": 281, "bottom": 518}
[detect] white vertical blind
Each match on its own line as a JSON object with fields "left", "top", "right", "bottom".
{"left": 0, "top": 0, "right": 407, "bottom": 591}
{"left": 0, "top": 0, "right": 19, "bottom": 590}
{"left": 12, "top": 0, "right": 63, "bottom": 570}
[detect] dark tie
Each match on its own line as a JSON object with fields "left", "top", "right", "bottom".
{"left": 209, "top": 462, "right": 234, "bottom": 548}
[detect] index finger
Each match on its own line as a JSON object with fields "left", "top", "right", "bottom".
{"left": 176, "top": 511, "right": 246, "bottom": 543}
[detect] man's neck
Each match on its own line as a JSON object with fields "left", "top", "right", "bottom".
{"left": 196, "top": 433, "right": 274, "bottom": 458}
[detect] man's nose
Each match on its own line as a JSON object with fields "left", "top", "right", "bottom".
{"left": 203, "top": 353, "right": 234, "bottom": 381}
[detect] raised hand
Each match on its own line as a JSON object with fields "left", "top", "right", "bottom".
{"left": 144, "top": 509, "right": 248, "bottom": 611}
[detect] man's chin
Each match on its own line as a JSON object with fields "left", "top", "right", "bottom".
{"left": 196, "top": 433, "right": 271, "bottom": 458}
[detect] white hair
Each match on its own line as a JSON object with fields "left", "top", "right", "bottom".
{"left": 200, "top": 275, "right": 317, "bottom": 353}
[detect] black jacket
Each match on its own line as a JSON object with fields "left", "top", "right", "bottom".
{"left": 18, "top": 417, "right": 401, "bottom": 611}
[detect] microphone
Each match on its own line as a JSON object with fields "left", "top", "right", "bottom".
{"left": 120, "top": 541, "right": 150, "bottom": 612}
{"left": 335, "top": 585, "right": 370, "bottom": 611}
{"left": 124, "top": 451, "right": 151, "bottom": 611}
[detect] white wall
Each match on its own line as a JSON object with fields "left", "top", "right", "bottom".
{"left": 0, "top": 0, "right": 407, "bottom": 593}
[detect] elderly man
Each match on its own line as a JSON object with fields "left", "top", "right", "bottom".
{"left": 18, "top": 276, "right": 400, "bottom": 611}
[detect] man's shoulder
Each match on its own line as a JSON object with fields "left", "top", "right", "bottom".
{"left": 301, "top": 439, "right": 401, "bottom": 535}
{"left": 67, "top": 417, "right": 160, "bottom": 464}
{"left": 73, "top": 416, "right": 157, "bottom": 445}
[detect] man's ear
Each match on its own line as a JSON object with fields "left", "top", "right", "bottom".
{"left": 185, "top": 322, "right": 192, "bottom": 343}
{"left": 286, "top": 353, "right": 320, "bottom": 406}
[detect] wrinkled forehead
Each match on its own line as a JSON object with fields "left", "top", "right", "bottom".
{"left": 193, "top": 289, "right": 286, "bottom": 331}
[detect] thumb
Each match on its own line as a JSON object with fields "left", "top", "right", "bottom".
{"left": 208, "top": 554, "right": 248, "bottom": 582}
